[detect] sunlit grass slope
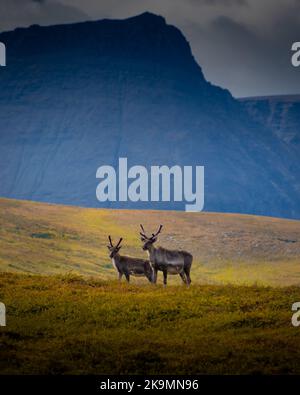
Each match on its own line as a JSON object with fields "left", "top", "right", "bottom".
{"left": 0, "top": 198, "right": 300, "bottom": 286}
{"left": 1, "top": 272, "right": 300, "bottom": 375}
{"left": 1, "top": 198, "right": 300, "bottom": 375}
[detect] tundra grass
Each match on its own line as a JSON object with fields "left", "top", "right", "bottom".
{"left": 1, "top": 198, "right": 300, "bottom": 286}
{"left": 1, "top": 272, "right": 300, "bottom": 375}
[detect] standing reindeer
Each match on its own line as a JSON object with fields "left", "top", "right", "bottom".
{"left": 107, "top": 236, "right": 153, "bottom": 283}
{"left": 140, "top": 225, "right": 193, "bottom": 287}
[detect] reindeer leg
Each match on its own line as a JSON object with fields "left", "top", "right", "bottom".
{"left": 179, "top": 271, "right": 187, "bottom": 284}
{"left": 184, "top": 256, "right": 192, "bottom": 287}
{"left": 163, "top": 270, "right": 167, "bottom": 287}
{"left": 118, "top": 272, "right": 123, "bottom": 282}
{"left": 185, "top": 273, "right": 191, "bottom": 287}
{"left": 146, "top": 272, "right": 153, "bottom": 283}
{"left": 124, "top": 272, "right": 130, "bottom": 283}
{"left": 184, "top": 268, "right": 192, "bottom": 287}
{"left": 152, "top": 268, "right": 158, "bottom": 284}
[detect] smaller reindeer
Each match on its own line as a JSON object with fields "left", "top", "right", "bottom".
{"left": 107, "top": 236, "right": 153, "bottom": 283}
{"left": 140, "top": 225, "right": 193, "bottom": 287}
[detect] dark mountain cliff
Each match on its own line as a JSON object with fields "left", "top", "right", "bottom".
{"left": 240, "top": 95, "right": 300, "bottom": 150}
{"left": 0, "top": 13, "right": 299, "bottom": 218}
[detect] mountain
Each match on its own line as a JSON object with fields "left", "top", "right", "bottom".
{"left": 240, "top": 94, "right": 300, "bottom": 152}
{"left": 0, "top": 12, "right": 299, "bottom": 218}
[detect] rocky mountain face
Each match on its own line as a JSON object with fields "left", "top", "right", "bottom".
{"left": 0, "top": 13, "right": 299, "bottom": 218}
{"left": 240, "top": 95, "right": 300, "bottom": 152}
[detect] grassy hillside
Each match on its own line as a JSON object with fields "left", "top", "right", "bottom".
{"left": 0, "top": 198, "right": 300, "bottom": 286}
{"left": 1, "top": 198, "right": 300, "bottom": 374}
{"left": 1, "top": 272, "right": 300, "bottom": 375}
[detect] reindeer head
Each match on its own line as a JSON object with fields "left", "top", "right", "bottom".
{"left": 140, "top": 224, "right": 163, "bottom": 251}
{"left": 107, "top": 236, "right": 123, "bottom": 258}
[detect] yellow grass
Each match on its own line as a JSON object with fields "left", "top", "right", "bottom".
{"left": 0, "top": 197, "right": 300, "bottom": 286}
{"left": 0, "top": 199, "right": 300, "bottom": 285}
{"left": 1, "top": 272, "right": 300, "bottom": 374}
{"left": 1, "top": 198, "right": 300, "bottom": 374}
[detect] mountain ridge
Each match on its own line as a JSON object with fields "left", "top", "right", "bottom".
{"left": 239, "top": 94, "right": 300, "bottom": 154}
{"left": 0, "top": 13, "right": 299, "bottom": 218}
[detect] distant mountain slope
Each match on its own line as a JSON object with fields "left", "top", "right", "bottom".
{"left": 240, "top": 95, "right": 300, "bottom": 149}
{"left": 0, "top": 13, "right": 300, "bottom": 218}
{"left": 1, "top": 198, "right": 300, "bottom": 286}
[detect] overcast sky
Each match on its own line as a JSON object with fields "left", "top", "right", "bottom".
{"left": 0, "top": 0, "right": 299, "bottom": 97}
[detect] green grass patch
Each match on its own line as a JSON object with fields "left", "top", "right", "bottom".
{"left": 0, "top": 272, "right": 300, "bottom": 374}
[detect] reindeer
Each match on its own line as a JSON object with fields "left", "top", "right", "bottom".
{"left": 107, "top": 236, "right": 153, "bottom": 283}
{"left": 140, "top": 225, "right": 192, "bottom": 287}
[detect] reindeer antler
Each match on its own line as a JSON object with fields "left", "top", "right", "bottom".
{"left": 152, "top": 224, "right": 163, "bottom": 238}
{"left": 140, "top": 224, "right": 147, "bottom": 239}
{"left": 140, "top": 224, "right": 163, "bottom": 240}
{"left": 116, "top": 237, "right": 123, "bottom": 248}
{"left": 108, "top": 235, "right": 113, "bottom": 247}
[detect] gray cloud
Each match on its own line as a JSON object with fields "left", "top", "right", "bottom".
{"left": 188, "top": 0, "right": 248, "bottom": 6}
{"left": 0, "top": 0, "right": 89, "bottom": 32}
{"left": 193, "top": 2, "right": 300, "bottom": 97}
